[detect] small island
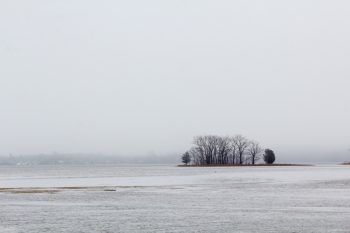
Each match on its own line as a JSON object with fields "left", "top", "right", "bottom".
{"left": 178, "top": 163, "right": 312, "bottom": 167}
{"left": 179, "top": 135, "right": 311, "bottom": 167}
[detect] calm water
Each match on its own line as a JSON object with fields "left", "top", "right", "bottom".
{"left": 1, "top": 164, "right": 350, "bottom": 232}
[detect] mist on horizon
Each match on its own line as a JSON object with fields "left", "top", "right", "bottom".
{"left": 1, "top": 1, "right": 350, "bottom": 162}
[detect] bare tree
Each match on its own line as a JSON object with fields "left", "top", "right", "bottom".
{"left": 193, "top": 135, "right": 219, "bottom": 165}
{"left": 232, "top": 135, "right": 249, "bottom": 165}
{"left": 217, "top": 136, "right": 231, "bottom": 164}
{"left": 189, "top": 146, "right": 204, "bottom": 165}
{"left": 184, "top": 134, "right": 264, "bottom": 166}
{"left": 247, "top": 141, "right": 263, "bottom": 165}
{"left": 229, "top": 137, "right": 238, "bottom": 164}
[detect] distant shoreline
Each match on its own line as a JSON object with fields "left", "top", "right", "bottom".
{"left": 178, "top": 163, "right": 313, "bottom": 167}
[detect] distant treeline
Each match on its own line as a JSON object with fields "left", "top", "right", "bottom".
{"left": 182, "top": 135, "right": 274, "bottom": 166}
{"left": 0, "top": 154, "right": 178, "bottom": 166}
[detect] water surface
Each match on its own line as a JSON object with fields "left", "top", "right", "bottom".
{"left": 0, "top": 164, "right": 349, "bottom": 232}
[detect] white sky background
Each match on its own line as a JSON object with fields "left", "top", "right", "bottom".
{"left": 0, "top": 1, "right": 349, "bottom": 160}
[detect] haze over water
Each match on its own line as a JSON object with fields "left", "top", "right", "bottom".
{"left": 1, "top": 1, "right": 350, "bottom": 162}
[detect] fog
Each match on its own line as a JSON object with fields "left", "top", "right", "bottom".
{"left": 1, "top": 1, "right": 349, "bottom": 161}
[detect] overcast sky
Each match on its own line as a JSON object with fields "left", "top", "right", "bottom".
{"left": 1, "top": 1, "right": 349, "bottom": 160}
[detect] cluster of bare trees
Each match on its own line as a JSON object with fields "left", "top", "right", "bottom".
{"left": 184, "top": 135, "right": 264, "bottom": 165}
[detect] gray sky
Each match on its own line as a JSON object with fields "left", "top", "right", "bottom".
{"left": 1, "top": 0, "right": 349, "bottom": 160}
